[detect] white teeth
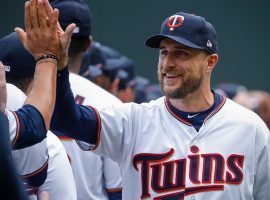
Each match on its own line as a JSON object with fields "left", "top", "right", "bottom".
{"left": 165, "top": 74, "right": 179, "bottom": 78}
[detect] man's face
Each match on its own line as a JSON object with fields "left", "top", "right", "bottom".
{"left": 157, "top": 39, "right": 209, "bottom": 99}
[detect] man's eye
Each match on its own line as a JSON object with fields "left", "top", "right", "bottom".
{"left": 176, "top": 51, "right": 188, "bottom": 57}
{"left": 160, "top": 50, "right": 167, "bottom": 57}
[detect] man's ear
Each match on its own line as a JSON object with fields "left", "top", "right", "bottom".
{"left": 109, "top": 78, "right": 120, "bottom": 96}
{"left": 206, "top": 53, "right": 218, "bottom": 72}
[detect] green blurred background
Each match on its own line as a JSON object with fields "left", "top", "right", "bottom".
{"left": 0, "top": 0, "right": 269, "bottom": 91}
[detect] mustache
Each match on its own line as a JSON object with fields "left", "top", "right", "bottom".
{"left": 159, "top": 69, "right": 185, "bottom": 76}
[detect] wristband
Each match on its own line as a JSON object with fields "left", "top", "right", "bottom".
{"left": 36, "top": 54, "right": 59, "bottom": 64}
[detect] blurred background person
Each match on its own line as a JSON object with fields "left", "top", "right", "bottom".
{"left": 233, "top": 90, "right": 270, "bottom": 129}
{"left": 214, "top": 82, "right": 247, "bottom": 99}
{"left": 81, "top": 42, "right": 136, "bottom": 102}
{"left": 133, "top": 76, "right": 150, "bottom": 103}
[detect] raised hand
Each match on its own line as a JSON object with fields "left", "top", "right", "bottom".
{"left": 15, "top": 0, "right": 60, "bottom": 60}
{"left": 41, "top": 0, "right": 76, "bottom": 69}
{"left": 15, "top": 0, "right": 75, "bottom": 69}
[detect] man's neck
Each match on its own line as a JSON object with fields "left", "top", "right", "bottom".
{"left": 169, "top": 89, "right": 214, "bottom": 112}
{"left": 68, "top": 53, "right": 83, "bottom": 75}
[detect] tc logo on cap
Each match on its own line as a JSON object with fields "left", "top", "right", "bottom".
{"left": 166, "top": 15, "right": 184, "bottom": 31}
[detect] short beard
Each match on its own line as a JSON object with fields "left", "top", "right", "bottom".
{"left": 158, "top": 68, "right": 204, "bottom": 99}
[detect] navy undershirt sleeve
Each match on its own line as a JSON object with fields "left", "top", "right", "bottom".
{"left": 108, "top": 191, "right": 122, "bottom": 200}
{"left": 13, "top": 104, "right": 47, "bottom": 149}
{"left": 50, "top": 67, "right": 98, "bottom": 144}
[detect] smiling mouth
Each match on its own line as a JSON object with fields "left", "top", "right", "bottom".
{"left": 163, "top": 74, "right": 181, "bottom": 79}
{"left": 165, "top": 75, "right": 180, "bottom": 78}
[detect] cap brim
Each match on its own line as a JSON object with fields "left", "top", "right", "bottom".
{"left": 145, "top": 34, "right": 204, "bottom": 50}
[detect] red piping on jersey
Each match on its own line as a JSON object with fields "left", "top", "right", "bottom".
{"left": 165, "top": 96, "right": 226, "bottom": 126}
{"left": 58, "top": 135, "right": 73, "bottom": 141}
{"left": 204, "top": 96, "right": 226, "bottom": 123}
{"left": 106, "top": 188, "right": 122, "bottom": 193}
{"left": 25, "top": 186, "right": 38, "bottom": 195}
{"left": 164, "top": 98, "right": 192, "bottom": 126}
{"left": 87, "top": 105, "right": 101, "bottom": 151}
{"left": 11, "top": 111, "right": 20, "bottom": 147}
{"left": 23, "top": 156, "right": 49, "bottom": 178}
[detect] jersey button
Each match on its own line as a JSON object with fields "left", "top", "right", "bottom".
{"left": 191, "top": 195, "right": 196, "bottom": 200}
{"left": 193, "top": 140, "right": 199, "bottom": 146}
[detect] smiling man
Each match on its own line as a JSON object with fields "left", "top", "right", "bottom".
{"left": 49, "top": 10, "right": 270, "bottom": 200}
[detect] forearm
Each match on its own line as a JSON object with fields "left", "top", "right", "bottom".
{"left": 51, "top": 67, "right": 98, "bottom": 144}
{"left": 25, "top": 60, "right": 57, "bottom": 130}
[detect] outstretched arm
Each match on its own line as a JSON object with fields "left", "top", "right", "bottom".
{"left": 51, "top": 67, "right": 99, "bottom": 144}
{"left": 15, "top": 0, "right": 64, "bottom": 130}
{"left": 32, "top": 0, "right": 100, "bottom": 143}
{"left": 4, "top": 0, "right": 74, "bottom": 149}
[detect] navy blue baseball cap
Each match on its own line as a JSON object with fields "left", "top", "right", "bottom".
{"left": 51, "top": 0, "right": 92, "bottom": 37}
{"left": 80, "top": 42, "right": 121, "bottom": 77}
{"left": 114, "top": 57, "right": 136, "bottom": 90}
{"left": 104, "top": 56, "right": 133, "bottom": 81}
{"left": 145, "top": 84, "right": 163, "bottom": 101}
{"left": 145, "top": 12, "right": 218, "bottom": 54}
{"left": 0, "top": 32, "right": 35, "bottom": 77}
{"left": 134, "top": 76, "right": 150, "bottom": 103}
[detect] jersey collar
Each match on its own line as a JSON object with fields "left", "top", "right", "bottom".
{"left": 165, "top": 91, "right": 226, "bottom": 130}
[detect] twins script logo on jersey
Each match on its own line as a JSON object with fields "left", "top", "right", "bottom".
{"left": 166, "top": 15, "right": 184, "bottom": 31}
{"left": 133, "top": 146, "right": 244, "bottom": 199}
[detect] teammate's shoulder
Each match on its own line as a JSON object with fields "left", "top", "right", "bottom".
{"left": 69, "top": 73, "right": 122, "bottom": 108}
{"left": 6, "top": 83, "right": 26, "bottom": 110}
{"left": 46, "top": 131, "right": 65, "bottom": 156}
{"left": 225, "top": 98, "right": 268, "bottom": 129}
{"left": 225, "top": 98, "right": 259, "bottom": 117}
{"left": 140, "top": 96, "right": 165, "bottom": 108}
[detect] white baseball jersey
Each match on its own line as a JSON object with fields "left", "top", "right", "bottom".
{"left": 57, "top": 73, "right": 122, "bottom": 200}
{"left": 6, "top": 83, "right": 77, "bottom": 200}
{"left": 77, "top": 96, "right": 270, "bottom": 200}
{"left": 7, "top": 83, "right": 49, "bottom": 194}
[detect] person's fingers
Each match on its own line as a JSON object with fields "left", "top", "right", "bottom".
{"left": 42, "top": 0, "right": 64, "bottom": 33}
{"left": 14, "top": 28, "right": 27, "bottom": 47}
{"left": 61, "top": 23, "right": 76, "bottom": 50}
{"left": 37, "top": 0, "right": 47, "bottom": 28}
{"left": 56, "top": 21, "right": 64, "bottom": 33}
{"left": 50, "top": 8, "right": 59, "bottom": 32}
{"left": 0, "top": 62, "right": 7, "bottom": 113}
{"left": 24, "top": 1, "right": 32, "bottom": 31}
{"left": 64, "top": 23, "right": 76, "bottom": 39}
{"left": 29, "top": 0, "right": 39, "bottom": 28}
{"left": 42, "top": 0, "right": 53, "bottom": 17}
{"left": 42, "top": 0, "right": 54, "bottom": 25}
